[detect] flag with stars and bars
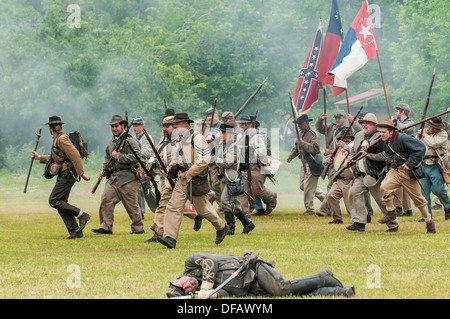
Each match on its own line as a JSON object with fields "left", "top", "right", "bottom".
{"left": 293, "top": 21, "right": 323, "bottom": 115}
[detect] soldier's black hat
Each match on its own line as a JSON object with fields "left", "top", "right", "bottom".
{"left": 296, "top": 114, "right": 313, "bottom": 124}
{"left": 45, "top": 115, "right": 65, "bottom": 125}
{"left": 172, "top": 112, "right": 194, "bottom": 124}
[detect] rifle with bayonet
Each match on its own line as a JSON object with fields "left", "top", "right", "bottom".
{"left": 24, "top": 127, "right": 42, "bottom": 194}
{"left": 92, "top": 119, "right": 135, "bottom": 194}
{"left": 234, "top": 77, "right": 268, "bottom": 118}
{"left": 417, "top": 69, "right": 436, "bottom": 140}
{"left": 125, "top": 139, "right": 161, "bottom": 203}
{"left": 143, "top": 128, "right": 175, "bottom": 189}
{"left": 332, "top": 109, "right": 450, "bottom": 182}
{"left": 321, "top": 106, "right": 363, "bottom": 180}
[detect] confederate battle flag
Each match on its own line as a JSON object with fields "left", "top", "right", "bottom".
{"left": 293, "top": 21, "right": 322, "bottom": 115}
{"left": 316, "top": 0, "right": 345, "bottom": 97}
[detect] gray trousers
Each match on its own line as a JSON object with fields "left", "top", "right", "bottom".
{"left": 348, "top": 176, "right": 398, "bottom": 228}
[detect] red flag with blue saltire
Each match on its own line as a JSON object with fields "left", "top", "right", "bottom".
{"left": 293, "top": 21, "right": 322, "bottom": 115}
{"left": 316, "top": 0, "right": 346, "bottom": 97}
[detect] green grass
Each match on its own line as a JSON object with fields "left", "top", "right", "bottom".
{"left": 0, "top": 166, "right": 449, "bottom": 299}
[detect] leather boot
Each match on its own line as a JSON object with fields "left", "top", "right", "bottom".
{"left": 157, "top": 236, "right": 176, "bottom": 249}
{"left": 289, "top": 270, "right": 342, "bottom": 296}
{"left": 235, "top": 211, "right": 255, "bottom": 234}
{"left": 264, "top": 194, "right": 277, "bottom": 215}
{"left": 224, "top": 212, "right": 235, "bottom": 235}
{"left": 444, "top": 207, "right": 450, "bottom": 220}
{"left": 346, "top": 222, "right": 365, "bottom": 232}
{"left": 377, "top": 210, "right": 397, "bottom": 224}
{"left": 308, "top": 285, "right": 355, "bottom": 298}
{"left": 426, "top": 219, "right": 436, "bottom": 234}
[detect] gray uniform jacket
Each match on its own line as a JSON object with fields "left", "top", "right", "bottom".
{"left": 104, "top": 133, "right": 141, "bottom": 187}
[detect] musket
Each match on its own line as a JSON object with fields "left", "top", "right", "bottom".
{"left": 143, "top": 128, "right": 175, "bottom": 189}
{"left": 167, "top": 256, "right": 251, "bottom": 299}
{"left": 289, "top": 93, "right": 302, "bottom": 155}
{"left": 24, "top": 127, "right": 42, "bottom": 194}
{"left": 92, "top": 119, "right": 135, "bottom": 194}
{"left": 209, "top": 95, "right": 218, "bottom": 130}
{"left": 164, "top": 99, "right": 168, "bottom": 116}
{"left": 245, "top": 134, "right": 256, "bottom": 208}
{"left": 417, "top": 69, "right": 436, "bottom": 140}
{"left": 234, "top": 77, "right": 268, "bottom": 118}
{"left": 125, "top": 139, "right": 161, "bottom": 203}
{"left": 331, "top": 109, "right": 450, "bottom": 182}
{"left": 321, "top": 106, "right": 363, "bottom": 180}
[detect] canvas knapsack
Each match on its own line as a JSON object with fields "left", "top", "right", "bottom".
{"left": 68, "top": 131, "right": 89, "bottom": 160}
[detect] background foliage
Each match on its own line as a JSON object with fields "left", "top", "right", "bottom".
{"left": 1, "top": 0, "right": 448, "bottom": 170}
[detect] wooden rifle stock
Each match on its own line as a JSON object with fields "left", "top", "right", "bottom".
{"left": 331, "top": 109, "right": 450, "bottom": 182}
{"left": 321, "top": 106, "right": 363, "bottom": 180}
{"left": 143, "top": 128, "right": 175, "bottom": 189}
{"left": 417, "top": 69, "right": 435, "bottom": 140}
{"left": 91, "top": 120, "right": 135, "bottom": 194}
{"left": 24, "top": 127, "right": 42, "bottom": 194}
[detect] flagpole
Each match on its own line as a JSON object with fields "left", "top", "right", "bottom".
{"left": 322, "top": 86, "right": 328, "bottom": 146}
{"left": 376, "top": 49, "right": 391, "bottom": 119}
{"left": 344, "top": 88, "right": 351, "bottom": 115}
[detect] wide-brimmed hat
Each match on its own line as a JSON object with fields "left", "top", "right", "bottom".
{"left": 172, "top": 112, "right": 194, "bottom": 123}
{"left": 426, "top": 116, "right": 445, "bottom": 130}
{"left": 296, "top": 114, "right": 313, "bottom": 124}
{"left": 106, "top": 114, "right": 128, "bottom": 126}
{"left": 45, "top": 115, "right": 65, "bottom": 125}
{"left": 376, "top": 119, "right": 397, "bottom": 130}
{"left": 236, "top": 115, "right": 254, "bottom": 124}
{"left": 358, "top": 113, "right": 378, "bottom": 125}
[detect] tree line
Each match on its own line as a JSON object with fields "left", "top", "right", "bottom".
{"left": 0, "top": 0, "right": 448, "bottom": 171}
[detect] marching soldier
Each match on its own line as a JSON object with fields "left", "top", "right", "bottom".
{"left": 216, "top": 123, "right": 255, "bottom": 235}
{"left": 91, "top": 115, "right": 144, "bottom": 235}
{"left": 345, "top": 113, "right": 392, "bottom": 232}
{"left": 315, "top": 110, "right": 349, "bottom": 217}
{"left": 132, "top": 116, "right": 156, "bottom": 217}
{"left": 236, "top": 115, "right": 277, "bottom": 216}
{"left": 325, "top": 130, "right": 354, "bottom": 224}
{"left": 157, "top": 113, "right": 228, "bottom": 249}
{"left": 287, "top": 114, "right": 326, "bottom": 215}
{"left": 392, "top": 103, "right": 415, "bottom": 216}
{"left": 166, "top": 252, "right": 355, "bottom": 299}
{"left": 418, "top": 116, "right": 450, "bottom": 220}
{"left": 377, "top": 119, "right": 436, "bottom": 233}
{"left": 31, "top": 116, "right": 91, "bottom": 239}
{"left": 146, "top": 115, "right": 200, "bottom": 243}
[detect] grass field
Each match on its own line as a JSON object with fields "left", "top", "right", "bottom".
{"left": 1, "top": 162, "right": 449, "bottom": 299}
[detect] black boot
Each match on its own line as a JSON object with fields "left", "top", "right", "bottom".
{"left": 346, "top": 222, "right": 366, "bottom": 232}
{"left": 235, "top": 211, "right": 255, "bottom": 234}
{"left": 224, "top": 212, "right": 236, "bottom": 235}
{"left": 445, "top": 207, "right": 450, "bottom": 220}
{"left": 289, "top": 270, "right": 342, "bottom": 296}
{"left": 308, "top": 285, "right": 355, "bottom": 297}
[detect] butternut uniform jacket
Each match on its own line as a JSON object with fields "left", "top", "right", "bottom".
{"left": 287, "top": 126, "right": 322, "bottom": 176}
{"left": 349, "top": 130, "right": 387, "bottom": 179}
{"left": 39, "top": 130, "right": 84, "bottom": 176}
{"left": 421, "top": 129, "right": 448, "bottom": 165}
{"left": 104, "top": 133, "right": 141, "bottom": 187}
{"left": 169, "top": 130, "right": 211, "bottom": 178}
